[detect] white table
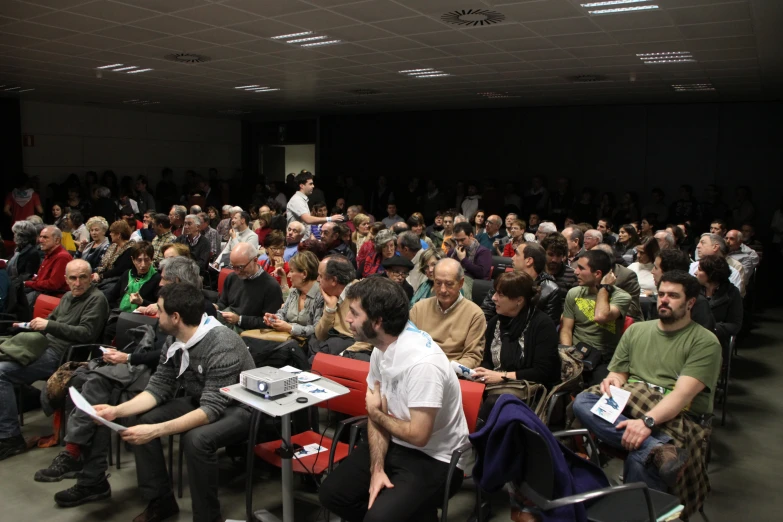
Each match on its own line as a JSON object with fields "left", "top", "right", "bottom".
{"left": 221, "top": 378, "right": 349, "bottom": 522}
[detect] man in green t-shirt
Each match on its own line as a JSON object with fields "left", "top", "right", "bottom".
{"left": 573, "top": 271, "right": 721, "bottom": 492}
{"left": 560, "top": 250, "right": 632, "bottom": 385}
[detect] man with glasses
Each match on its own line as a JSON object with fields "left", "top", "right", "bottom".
{"left": 476, "top": 214, "right": 505, "bottom": 251}
{"left": 0, "top": 259, "right": 109, "bottom": 461}
{"left": 409, "top": 258, "right": 486, "bottom": 368}
{"left": 175, "top": 214, "right": 211, "bottom": 275}
{"left": 447, "top": 222, "right": 492, "bottom": 281}
{"left": 215, "top": 242, "right": 282, "bottom": 333}
{"left": 380, "top": 256, "right": 415, "bottom": 300}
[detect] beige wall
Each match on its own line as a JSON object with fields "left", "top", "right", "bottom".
{"left": 20, "top": 101, "right": 242, "bottom": 190}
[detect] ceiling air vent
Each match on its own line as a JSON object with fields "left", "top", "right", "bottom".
{"left": 568, "top": 74, "right": 611, "bottom": 83}
{"left": 441, "top": 9, "right": 505, "bottom": 26}
{"left": 164, "top": 53, "right": 211, "bottom": 64}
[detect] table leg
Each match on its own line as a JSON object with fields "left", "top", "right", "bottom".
{"left": 246, "top": 411, "right": 262, "bottom": 522}
{"left": 280, "top": 412, "right": 294, "bottom": 522}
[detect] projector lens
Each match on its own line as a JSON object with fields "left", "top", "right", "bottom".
{"left": 258, "top": 382, "right": 267, "bottom": 392}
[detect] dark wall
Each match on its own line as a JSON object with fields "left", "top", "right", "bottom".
{"left": 318, "top": 101, "right": 783, "bottom": 227}
{"left": 0, "top": 98, "right": 23, "bottom": 234}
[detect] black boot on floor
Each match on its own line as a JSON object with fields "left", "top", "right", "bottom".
{"left": 35, "top": 451, "right": 83, "bottom": 482}
{"left": 0, "top": 435, "right": 26, "bottom": 462}
{"left": 54, "top": 478, "right": 111, "bottom": 507}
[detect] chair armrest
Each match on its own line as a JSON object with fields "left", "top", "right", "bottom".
{"left": 440, "top": 440, "right": 474, "bottom": 522}
{"left": 63, "top": 344, "right": 106, "bottom": 363}
{"left": 551, "top": 429, "right": 600, "bottom": 466}
{"left": 538, "top": 482, "right": 656, "bottom": 522}
{"left": 328, "top": 415, "right": 368, "bottom": 473}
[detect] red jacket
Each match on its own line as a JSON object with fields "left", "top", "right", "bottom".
{"left": 24, "top": 245, "right": 72, "bottom": 295}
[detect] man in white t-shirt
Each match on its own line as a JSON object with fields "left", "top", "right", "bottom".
{"left": 319, "top": 277, "right": 469, "bottom": 522}
{"left": 286, "top": 171, "right": 343, "bottom": 238}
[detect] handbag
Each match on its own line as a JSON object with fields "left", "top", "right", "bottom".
{"left": 572, "top": 342, "right": 603, "bottom": 371}
{"left": 241, "top": 328, "right": 294, "bottom": 343}
{"left": 485, "top": 379, "right": 548, "bottom": 416}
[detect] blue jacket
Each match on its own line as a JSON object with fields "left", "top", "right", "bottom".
{"left": 470, "top": 395, "right": 608, "bottom": 522}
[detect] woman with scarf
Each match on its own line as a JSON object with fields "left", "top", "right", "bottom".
{"left": 4, "top": 177, "right": 43, "bottom": 224}
{"left": 77, "top": 216, "right": 111, "bottom": 270}
{"left": 473, "top": 272, "right": 560, "bottom": 423}
{"left": 6, "top": 220, "right": 41, "bottom": 282}
{"left": 92, "top": 220, "right": 134, "bottom": 289}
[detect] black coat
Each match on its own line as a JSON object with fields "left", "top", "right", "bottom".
{"left": 704, "top": 283, "right": 742, "bottom": 351}
{"left": 10, "top": 245, "right": 41, "bottom": 281}
{"left": 481, "top": 272, "right": 563, "bottom": 327}
{"left": 482, "top": 307, "right": 561, "bottom": 389}
{"left": 175, "top": 234, "right": 211, "bottom": 274}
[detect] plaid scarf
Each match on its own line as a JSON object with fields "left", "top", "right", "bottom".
{"left": 584, "top": 381, "right": 710, "bottom": 519}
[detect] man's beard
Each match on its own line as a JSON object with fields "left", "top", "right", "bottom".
{"left": 351, "top": 318, "right": 377, "bottom": 344}
{"left": 658, "top": 304, "right": 686, "bottom": 324}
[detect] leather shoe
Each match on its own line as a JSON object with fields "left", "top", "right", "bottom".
{"left": 132, "top": 492, "right": 179, "bottom": 522}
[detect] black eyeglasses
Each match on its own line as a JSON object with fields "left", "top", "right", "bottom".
{"left": 230, "top": 261, "right": 254, "bottom": 271}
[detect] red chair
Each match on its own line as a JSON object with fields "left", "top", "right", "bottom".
{"left": 217, "top": 268, "right": 232, "bottom": 295}
{"left": 254, "top": 354, "right": 370, "bottom": 475}
{"left": 3, "top": 240, "right": 15, "bottom": 256}
{"left": 33, "top": 295, "right": 61, "bottom": 319}
{"left": 621, "top": 316, "right": 634, "bottom": 334}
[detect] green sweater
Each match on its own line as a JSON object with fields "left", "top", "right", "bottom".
{"left": 43, "top": 285, "right": 110, "bottom": 356}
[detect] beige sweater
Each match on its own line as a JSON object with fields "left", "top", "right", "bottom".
{"left": 409, "top": 296, "right": 487, "bottom": 369}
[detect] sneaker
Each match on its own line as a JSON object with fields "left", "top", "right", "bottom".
{"left": 132, "top": 492, "right": 180, "bottom": 522}
{"left": 0, "top": 435, "right": 26, "bottom": 461}
{"left": 54, "top": 479, "right": 111, "bottom": 507}
{"left": 648, "top": 444, "right": 689, "bottom": 488}
{"left": 35, "top": 451, "right": 83, "bottom": 482}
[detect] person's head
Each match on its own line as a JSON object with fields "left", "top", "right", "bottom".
{"left": 130, "top": 241, "right": 154, "bottom": 275}
{"left": 158, "top": 283, "right": 205, "bottom": 336}
{"left": 575, "top": 250, "right": 612, "bottom": 288}
{"left": 508, "top": 219, "right": 527, "bottom": 239}
{"left": 709, "top": 219, "right": 728, "bottom": 237}
{"left": 471, "top": 210, "right": 486, "bottom": 228}
{"left": 12, "top": 220, "right": 39, "bottom": 248}
{"left": 536, "top": 221, "right": 557, "bottom": 242}
{"left": 636, "top": 236, "right": 660, "bottom": 265}
{"left": 286, "top": 221, "right": 305, "bottom": 245}
{"left": 503, "top": 213, "right": 517, "bottom": 230}
{"left": 221, "top": 205, "right": 232, "bottom": 218}
{"left": 142, "top": 210, "right": 156, "bottom": 228}
{"left": 320, "top": 222, "right": 339, "bottom": 247}
{"left": 514, "top": 242, "right": 546, "bottom": 277}
{"left": 695, "top": 255, "right": 730, "bottom": 287}
{"left": 583, "top": 229, "right": 603, "bottom": 251}
{"left": 183, "top": 214, "right": 201, "bottom": 237}
{"left": 318, "top": 256, "right": 356, "bottom": 296}
{"left": 232, "top": 211, "right": 251, "bottom": 231}
{"left": 433, "top": 258, "right": 464, "bottom": 309}
{"left": 654, "top": 230, "right": 675, "bottom": 250}
{"left": 419, "top": 247, "right": 443, "bottom": 281}
{"left": 159, "top": 256, "right": 202, "bottom": 289}
{"left": 652, "top": 249, "right": 691, "bottom": 286}
{"left": 345, "top": 276, "right": 409, "bottom": 344}
{"left": 618, "top": 224, "right": 640, "bottom": 246}
{"left": 679, "top": 184, "right": 694, "bottom": 200}
{"left": 109, "top": 219, "right": 132, "bottom": 244}
{"left": 51, "top": 203, "right": 63, "bottom": 219}
{"left": 169, "top": 205, "right": 186, "bottom": 226}
{"left": 39, "top": 225, "right": 62, "bottom": 253}
{"left": 373, "top": 229, "right": 397, "bottom": 259}
{"left": 640, "top": 216, "right": 656, "bottom": 234}
{"left": 657, "top": 270, "right": 700, "bottom": 324}
{"left": 433, "top": 213, "right": 443, "bottom": 227}
{"left": 207, "top": 206, "right": 219, "bottom": 220}
{"left": 264, "top": 230, "right": 286, "bottom": 259}
{"left": 561, "top": 226, "right": 583, "bottom": 255}
{"left": 311, "top": 202, "right": 327, "bottom": 218}
{"left": 65, "top": 259, "right": 92, "bottom": 297}
{"left": 697, "top": 233, "right": 727, "bottom": 259}
{"left": 152, "top": 213, "right": 172, "bottom": 236}
{"left": 229, "top": 242, "right": 259, "bottom": 279}
{"left": 382, "top": 256, "right": 414, "bottom": 284}
{"left": 386, "top": 203, "right": 397, "bottom": 217}
{"left": 161, "top": 243, "right": 190, "bottom": 259}
{"left": 441, "top": 213, "right": 454, "bottom": 232}
{"left": 540, "top": 233, "right": 568, "bottom": 273}
{"left": 119, "top": 206, "right": 135, "bottom": 228}
{"left": 295, "top": 171, "right": 315, "bottom": 195}
{"left": 741, "top": 223, "right": 755, "bottom": 243}
{"left": 492, "top": 271, "right": 540, "bottom": 318}
{"left": 396, "top": 231, "right": 422, "bottom": 261}
{"left": 352, "top": 213, "right": 371, "bottom": 236}
{"left": 651, "top": 187, "right": 665, "bottom": 202}
{"left": 596, "top": 218, "right": 613, "bottom": 235}
{"left": 287, "top": 251, "right": 319, "bottom": 289}
{"left": 194, "top": 212, "right": 209, "bottom": 232}
{"left": 725, "top": 230, "right": 743, "bottom": 252}
{"left": 346, "top": 205, "right": 359, "bottom": 221}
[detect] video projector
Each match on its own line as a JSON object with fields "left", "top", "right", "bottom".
{"left": 240, "top": 367, "right": 298, "bottom": 399}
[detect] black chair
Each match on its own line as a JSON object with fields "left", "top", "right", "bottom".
{"left": 516, "top": 425, "right": 682, "bottom": 522}
{"left": 717, "top": 335, "right": 736, "bottom": 426}
{"left": 472, "top": 279, "right": 493, "bottom": 307}
{"left": 491, "top": 255, "right": 513, "bottom": 279}
{"left": 115, "top": 312, "right": 158, "bottom": 349}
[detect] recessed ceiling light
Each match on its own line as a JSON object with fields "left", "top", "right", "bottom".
{"left": 254, "top": 88, "right": 280, "bottom": 92}
{"left": 398, "top": 68, "right": 434, "bottom": 74}
{"left": 588, "top": 4, "right": 659, "bottom": 14}
{"left": 672, "top": 83, "right": 715, "bottom": 92}
{"left": 4, "top": 86, "right": 21, "bottom": 91}
{"left": 637, "top": 52, "right": 691, "bottom": 57}
{"left": 123, "top": 100, "right": 160, "bottom": 105}
{"left": 478, "top": 91, "right": 518, "bottom": 99}
{"left": 300, "top": 39, "right": 341, "bottom": 47}
{"left": 581, "top": 0, "right": 648, "bottom": 6}
{"left": 637, "top": 51, "right": 695, "bottom": 64}
{"left": 112, "top": 66, "right": 138, "bottom": 72}
{"left": 17, "top": 88, "right": 34, "bottom": 93}
{"left": 97, "top": 63, "right": 123, "bottom": 69}
{"left": 235, "top": 85, "right": 259, "bottom": 89}
{"left": 271, "top": 32, "right": 312, "bottom": 40}
{"left": 127, "top": 68, "right": 153, "bottom": 74}
{"left": 286, "top": 35, "right": 328, "bottom": 44}
{"left": 415, "top": 73, "right": 451, "bottom": 78}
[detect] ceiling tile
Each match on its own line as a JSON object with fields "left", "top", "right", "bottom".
{"left": 185, "top": 28, "right": 257, "bottom": 45}
{"left": 610, "top": 26, "right": 683, "bottom": 44}
{"left": 325, "top": 24, "right": 394, "bottom": 42}
{"left": 58, "top": 33, "right": 128, "bottom": 50}
{"left": 112, "top": 43, "right": 178, "bottom": 59}
{"left": 68, "top": 1, "right": 159, "bottom": 24}
{"left": 30, "top": 11, "right": 114, "bottom": 32}
{"left": 360, "top": 37, "right": 421, "bottom": 52}
{"left": 678, "top": 21, "right": 754, "bottom": 39}
{"left": 223, "top": 0, "right": 314, "bottom": 18}
{"left": 417, "top": 56, "right": 474, "bottom": 68}
{"left": 228, "top": 19, "right": 304, "bottom": 39}
{"left": 235, "top": 54, "right": 289, "bottom": 67}
{"left": 23, "top": 0, "right": 92, "bottom": 9}
{"left": 524, "top": 17, "right": 602, "bottom": 37}
{"left": 406, "top": 30, "right": 477, "bottom": 47}
{"left": 276, "top": 9, "right": 357, "bottom": 31}
{"left": 580, "top": 55, "right": 640, "bottom": 67}
{"left": 1, "top": 21, "right": 77, "bottom": 40}
{"left": 175, "top": 4, "right": 258, "bottom": 26}
{"left": 332, "top": 1, "right": 418, "bottom": 23}
{"left": 392, "top": 47, "right": 451, "bottom": 61}
{"left": 485, "top": 61, "right": 541, "bottom": 73}
{"left": 28, "top": 40, "right": 94, "bottom": 56}
{"left": 547, "top": 32, "right": 617, "bottom": 48}
{"left": 500, "top": 0, "right": 584, "bottom": 23}
{"left": 229, "top": 39, "right": 291, "bottom": 54}
{"left": 459, "top": 23, "right": 536, "bottom": 42}
{"left": 182, "top": 45, "right": 253, "bottom": 61}
{"left": 589, "top": 10, "right": 674, "bottom": 32}
{"left": 490, "top": 37, "right": 556, "bottom": 52}
{"left": 112, "top": 0, "right": 210, "bottom": 14}
{"left": 372, "top": 16, "right": 449, "bottom": 36}
{"left": 0, "top": 1, "right": 54, "bottom": 20}
{"left": 347, "top": 52, "right": 403, "bottom": 65}
{"left": 705, "top": 58, "right": 758, "bottom": 69}
{"left": 131, "top": 15, "right": 212, "bottom": 35}
{"left": 685, "top": 35, "right": 756, "bottom": 51}
{"left": 692, "top": 47, "right": 758, "bottom": 62}
{"left": 463, "top": 53, "right": 520, "bottom": 65}
{"left": 527, "top": 58, "right": 585, "bottom": 70}
{"left": 567, "top": 45, "right": 630, "bottom": 58}
{"left": 268, "top": 48, "right": 330, "bottom": 62}
{"left": 308, "top": 56, "right": 361, "bottom": 68}
{"left": 0, "top": 16, "right": 18, "bottom": 27}
{"left": 93, "top": 24, "right": 168, "bottom": 42}
{"left": 312, "top": 42, "right": 375, "bottom": 57}
{"left": 512, "top": 48, "right": 574, "bottom": 61}
{"left": 668, "top": 2, "right": 751, "bottom": 26}
{"left": 143, "top": 35, "right": 211, "bottom": 51}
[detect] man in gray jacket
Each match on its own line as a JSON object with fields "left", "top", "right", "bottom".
{"left": 0, "top": 259, "right": 109, "bottom": 461}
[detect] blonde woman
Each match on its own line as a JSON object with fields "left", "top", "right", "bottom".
{"left": 77, "top": 216, "right": 110, "bottom": 270}
{"left": 352, "top": 213, "right": 371, "bottom": 250}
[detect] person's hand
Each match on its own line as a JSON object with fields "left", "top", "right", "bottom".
{"left": 103, "top": 348, "right": 130, "bottom": 365}
{"left": 600, "top": 374, "right": 625, "bottom": 397}
{"left": 368, "top": 470, "right": 394, "bottom": 510}
{"left": 617, "top": 418, "right": 651, "bottom": 451}
{"left": 601, "top": 271, "right": 617, "bottom": 286}
{"left": 473, "top": 367, "right": 504, "bottom": 384}
{"left": 274, "top": 266, "right": 287, "bottom": 281}
{"left": 120, "top": 424, "right": 163, "bottom": 446}
{"left": 322, "top": 287, "right": 339, "bottom": 310}
{"left": 93, "top": 404, "right": 118, "bottom": 422}
{"left": 366, "top": 381, "right": 383, "bottom": 417}
{"left": 268, "top": 316, "right": 292, "bottom": 332}
{"left": 330, "top": 214, "right": 345, "bottom": 223}
{"left": 29, "top": 317, "right": 48, "bottom": 331}
{"left": 229, "top": 228, "right": 237, "bottom": 239}
{"left": 79, "top": 238, "right": 88, "bottom": 248}
{"left": 129, "top": 292, "right": 143, "bottom": 305}
{"left": 456, "top": 246, "right": 467, "bottom": 261}
{"left": 91, "top": 273, "right": 101, "bottom": 282}
{"left": 221, "top": 311, "right": 240, "bottom": 325}
{"left": 137, "top": 303, "right": 159, "bottom": 316}
{"left": 273, "top": 256, "right": 284, "bottom": 268}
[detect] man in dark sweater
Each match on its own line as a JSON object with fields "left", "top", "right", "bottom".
{"left": 217, "top": 242, "right": 283, "bottom": 332}
{"left": 93, "top": 283, "right": 255, "bottom": 522}
{"left": 0, "top": 259, "right": 109, "bottom": 461}
{"left": 175, "top": 214, "right": 211, "bottom": 276}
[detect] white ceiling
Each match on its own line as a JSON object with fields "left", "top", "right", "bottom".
{"left": 0, "top": 0, "right": 781, "bottom": 118}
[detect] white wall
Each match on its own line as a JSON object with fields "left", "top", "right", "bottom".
{"left": 282, "top": 144, "right": 315, "bottom": 178}
{"left": 20, "top": 101, "right": 242, "bottom": 189}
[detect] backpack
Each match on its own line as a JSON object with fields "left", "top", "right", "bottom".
{"left": 538, "top": 346, "right": 585, "bottom": 427}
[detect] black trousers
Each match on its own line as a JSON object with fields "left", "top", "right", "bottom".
{"left": 131, "top": 397, "right": 251, "bottom": 522}
{"left": 319, "top": 442, "right": 463, "bottom": 522}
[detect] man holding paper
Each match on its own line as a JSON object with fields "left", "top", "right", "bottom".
{"left": 573, "top": 271, "right": 721, "bottom": 518}
{"left": 92, "top": 283, "right": 254, "bottom": 522}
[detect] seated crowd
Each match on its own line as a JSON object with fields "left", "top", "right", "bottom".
{"left": 0, "top": 170, "right": 766, "bottom": 521}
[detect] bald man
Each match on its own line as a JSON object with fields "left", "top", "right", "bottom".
{"left": 24, "top": 225, "right": 74, "bottom": 311}
{"left": 726, "top": 229, "right": 759, "bottom": 286}
{"left": 1, "top": 259, "right": 109, "bottom": 461}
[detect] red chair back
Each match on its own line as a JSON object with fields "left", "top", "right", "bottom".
{"left": 217, "top": 268, "right": 232, "bottom": 294}
{"left": 459, "top": 379, "right": 485, "bottom": 434}
{"left": 34, "top": 295, "right": 61, "bottom": 319}
{"left": 311, "top": 353, "right": 369, "bottom": 417}
{"left": 622, "top": 316, "right": 634, "bottom": 334}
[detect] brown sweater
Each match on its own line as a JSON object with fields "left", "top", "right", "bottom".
{"left": 409, "top": 296, "right": 487, "bottom": 369}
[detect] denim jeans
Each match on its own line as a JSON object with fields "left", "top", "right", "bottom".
{"left": 0, "top": 347, "right": 62, "bottom": 438}
{"left": 573, "top": 392, "right": 672, "bottom": 492}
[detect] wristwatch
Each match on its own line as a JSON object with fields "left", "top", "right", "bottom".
{"left": 501, "top": 371, "right": 509, "bottom": 382}
{"left": 642, "top": 415, "right": 655, "bottom": 429}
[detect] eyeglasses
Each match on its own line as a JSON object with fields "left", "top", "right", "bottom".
{"left": 230, "top": 261, "right": 253, "bottom": 271}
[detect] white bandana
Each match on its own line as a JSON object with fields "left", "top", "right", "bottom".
{"left": 164, "top": 314, "right": 222, "bottom": 377}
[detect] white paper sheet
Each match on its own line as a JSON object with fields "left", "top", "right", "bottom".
{"left": 69, "top": 387, "right": 127, "bottom": 432}
{"left": 590, "top": 385, "right": 631, "bottom": 424}
{"left": 294, "top": 443, "right": 328, "bottom": 458}
{"left": 298, "top": 382, "right": 341, "bottom": 400}
{"left": 279, "top": 365, "right": 302, "bottom": 374}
